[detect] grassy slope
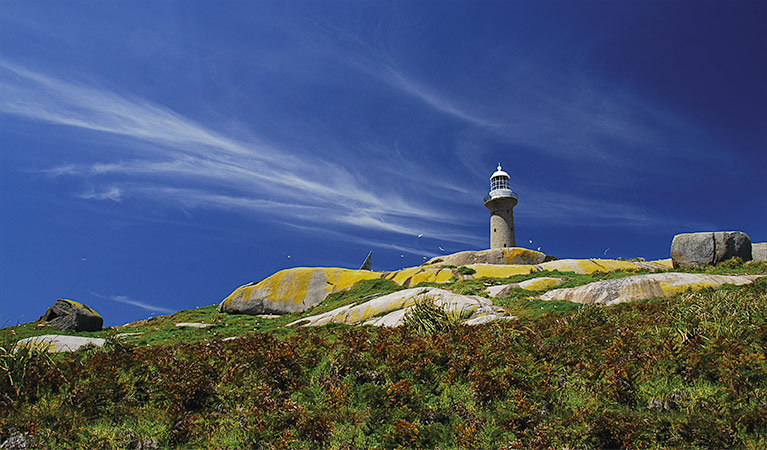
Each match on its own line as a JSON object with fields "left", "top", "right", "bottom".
{"left": 1, "top": 260, "right": 766, "bottom": 449}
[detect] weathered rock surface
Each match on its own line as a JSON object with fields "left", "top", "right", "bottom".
{"left": 384, "top": 266, "right": 457, "bottom": 286}
{"left": 486, "top": 277, "right": 564, "bottom": 297}
{"left": 41, "top": 299, "right": 103, "bottom": 332}
{"left": 753, "top": 242, "right": 767, "bottom": 262}
{"left": 463, "top": 314, "right": 515, "bottom": 326}
{"left": 671, "top": 231, "right": 752, "bottom": 268}
{"left": 287, "top": 287, "right": 503, "bottom": 327}
{"left": 16, "top": 335, "right": 106, "bottom": 353}
{"left": 538, "top": 258, "right": 673, "bottom": 274}
{"left": 539, "top": 273, "right": 762, "bottom": 305}
{"left": 425, "top": 247, "right": 550, "bottom": 266}
{"left": 218, "top": 258, "right": 674, "bottom": 316}
{"left": 175, "top": 322, "right": 213, "bottom": 328}
{"left": 218, "top": 267, "right": 380, "bottom": 315}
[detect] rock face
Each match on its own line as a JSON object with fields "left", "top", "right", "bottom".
{"left": 671, "top": 231, "right": 752, "bottom": 268}
{"left": 287, "top": 287, "right": 504, "bottom": 327}
{"left": 41, "top": 299, "right": 103, "bottom": 332}
{"left": 538, "top": 258, "right": 673, "bottom": 274}
{"left": 425, "top": 248, "right": 550, "bottom": 266}
{"left": 486, "top": 277, "right": 564, "bottom": 297}
{"left": 16, "top": 335, "right": 106, "bottom": 353}
{"left": 218, "top": 267, "right": 381, "bottom": 315}
{"left": 753, "top": 243, "right": 767, "bottom": 262}
{"left": 539, "top": 273, "right": 762, "bottom": 305}
{"left": 219, "top": 258, "right": 675, "bottom": 316}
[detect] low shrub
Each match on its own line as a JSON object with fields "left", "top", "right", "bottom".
{"left": 457, "top": 266, "right": 477, "bottom": 276}
{"left": 403, "top": 296, "right": 463, "bottom": 335}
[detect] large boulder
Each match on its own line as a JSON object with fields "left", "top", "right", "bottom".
{"left": 16, "top": 335, "right": 106, "bottom": 353}
{"left": 539, "top": 273, "right": 762, "bottom": 305}
{"left": 671, "top": 231, "right": 752, "bottom": 268}
{"left": 287, "top": 287, "right": 502, "bottom": 327}
{"left": 218, "top": 267, "right": 381, "bottom": 315}
{"left": 753, "top": 243, "right": 767, "bottom": 262}
{"left": 41, "top": 299, "right": 103, "bottom": 332}
{"left": 425, "top": 248, "right": 551, "bottom": 266}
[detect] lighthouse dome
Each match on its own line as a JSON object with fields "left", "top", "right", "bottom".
{"left": 490, "top": 163, "right": 509, "bottom": 180}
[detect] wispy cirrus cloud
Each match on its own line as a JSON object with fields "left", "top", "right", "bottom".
{"left": 89, "top": 292, "right": 175, "bottom": 314}
{"left": 76, "top": 186, "right": 123, "bottom": 202}
{"left": 306, "top": 22, "right": 710, "bottom": 174}
{"left": 1, "top": 60, "right": 471, "bottom": 242}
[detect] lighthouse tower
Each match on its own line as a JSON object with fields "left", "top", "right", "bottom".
{"left": 484, "top": 163, "right": 518, "bottom": 248}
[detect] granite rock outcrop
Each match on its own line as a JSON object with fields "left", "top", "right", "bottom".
{"left": 218, "top": 267, "right": 380, "bottom": 315}
{"left": 539, "top": 273, "right": 762, "bottom": 305}
{"left": 424, "top": 247, "right": 550, "bottom": 266}
{"left": 41, "top": 299, "right": 103, "bottom": 332}
{"left": 671, "top": 231, "right": 752, "bottom": 268}
{"left": 752, "top": 242, "right": 767, "bottom": 262}
{"left": 16, "top": 335, "right": 106, "bottom": 353}
{"left": 287, "top": 287, "right": 505, "bottom": 327}
{"left": 218, "top": 258, "right": 675, "bottom": 316}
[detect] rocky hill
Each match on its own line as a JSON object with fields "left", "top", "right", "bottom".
{"left": 2, "top": 238, "right": 766, "bottom": 449}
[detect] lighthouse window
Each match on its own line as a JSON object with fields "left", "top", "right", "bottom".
{"left": 491, "top": 177, "right": 509, "bottom": 191}
{"left": 493, "top": 228, "right": 496, "bottom": 232}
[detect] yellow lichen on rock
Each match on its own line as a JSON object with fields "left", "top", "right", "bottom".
{"left": 60, "top": 299, "right": 101, "bottom": 317}
{"left": 424, "top": 247, "right": 547, "bottom": 267}
{"left": 469, "top": 264, "right": 537, "bottom": 278}
{"left": 219, "top": 267, "right": 381, "bottom": 315}
{"left": 519, "top": 277, "right": 563, "bottom": 290}
{"left": 288, "top": 287, "right": 495, "bottom": 327}
{"left": 384, "top": 267, "right": 454, "bottom": 287}
{"left": 538, "top": 259, "right": 632, "bottom": 274}
{"left": 219, "top": 257, "right": 677, "bottom": 316}
{"left": 501, "top": 248, "right": 544, "bottom": 265}
{"left": 540, "top": 273, "right": 763, "bottom": 305}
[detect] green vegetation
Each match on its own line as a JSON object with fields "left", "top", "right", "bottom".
{"left": 402, "top": 295, "right": 466, "bottom": 335}
{"left": 456, "top": 266, "right": 477, "bottom": 275}
{"left": 1, "top": 260, "right": 766, "bottom": 448}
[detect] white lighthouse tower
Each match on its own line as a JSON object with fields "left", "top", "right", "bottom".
{"left": 484, "top": 163, "right": 518, "bottom": 248}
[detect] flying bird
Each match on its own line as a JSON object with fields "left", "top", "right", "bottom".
{"left": 537, "top": 247, "right": 541, "bottom": 251}
{"left": 528, "top": 240, "right": 533, "bottom": 244}
{"left": 417, "top": 234, "right": 423, "bottom": 238}
{"left": 438, "top": 246, "right": 445, "bottom": 252}
{"left": 604, "top": 248, "right": 610, "bottom": 256}
{"left": 81, "top": 258, "right": 87, "bottom": 262}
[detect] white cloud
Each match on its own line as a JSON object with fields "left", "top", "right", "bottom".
{"left": 76, "top": 186, "right": 123, "bottom": 202}
{"left": 1, "top": 61, "right": 471, "bottom": 241}
{"left": 89, "top": 292, "right": 175, "bottom": 314}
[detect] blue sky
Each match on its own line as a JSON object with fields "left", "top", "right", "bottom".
{"left": 1, "top": 1, "right": 765, "bottom": 326}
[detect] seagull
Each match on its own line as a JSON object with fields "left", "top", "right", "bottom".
{"left": 438, "top": 246, "right": 445, "bottom": 252}
{"left": 287, "top": 255, "right": 292, "bottom": 259}
{"left": 537, "top": 247, "right": 541, "bottom": 251}
{"left": 400, "top": 254, "right": 404, "bottom": 258}
{"left": 604, "top": 248, "right": 610, "bottom": 256}
{"left": 81, "top": 258, "right": 87, "bottom": 262}
{"left": 417, "top": 234, "right": 423, "bottom": 238}
{"left": 528, "top": 240, "right": 533, "bottom": 244}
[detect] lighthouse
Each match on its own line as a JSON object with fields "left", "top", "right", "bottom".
{"left": 484, "top": 163, "right": 518, "bottom": 248}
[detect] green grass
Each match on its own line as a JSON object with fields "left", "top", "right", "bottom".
{"left": 1, "top": 257, "right": 765, "bottom": 449}
{"left": 0, "top": 278, "right": 404, "bottom": 348}
{"left": 1, "top": 276, "right": 765, "bottom": 449}
{"left": 3, "top": 258, "right": 761, "bottom": 349}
